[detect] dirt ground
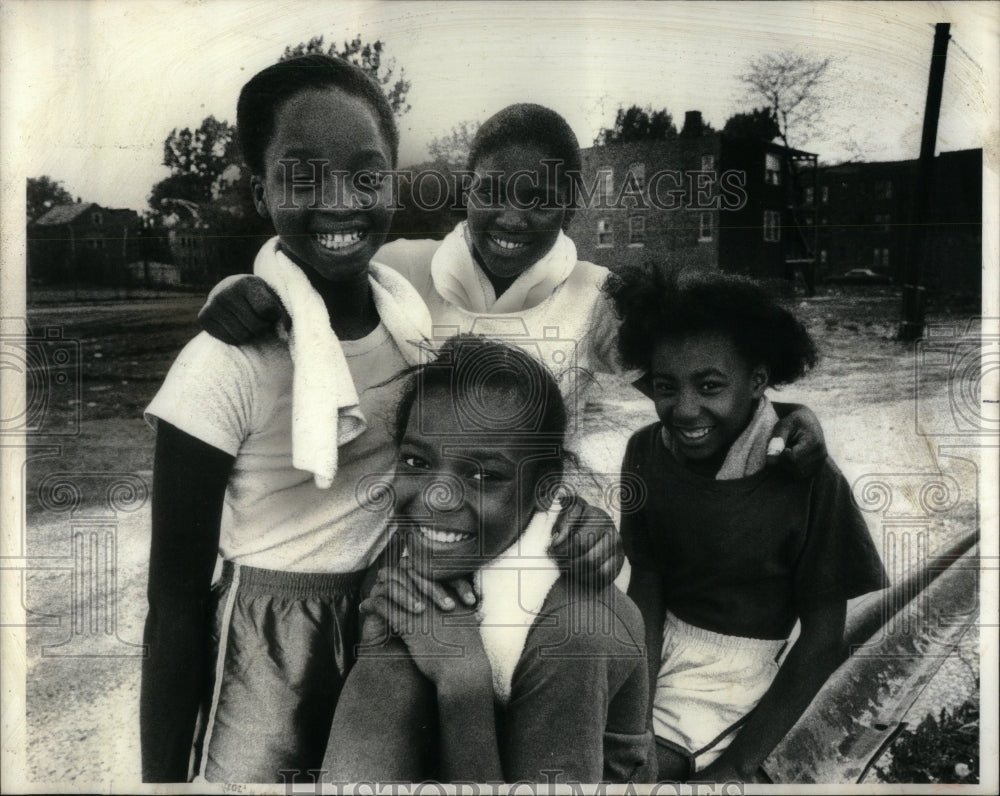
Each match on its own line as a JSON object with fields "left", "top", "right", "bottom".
{"left": 15, "top": 285, "right": 988, "bottom": 788}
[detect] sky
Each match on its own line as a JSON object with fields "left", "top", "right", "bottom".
{"left": 1, "top": 0, "right": 997, "bottom": 213}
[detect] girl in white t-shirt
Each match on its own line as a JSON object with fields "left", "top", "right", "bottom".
{"left": 142, "top": 54, "right": 423, "bottom": 784}
{"left": 143, "top": 62, "right": 620, "bottom": 786}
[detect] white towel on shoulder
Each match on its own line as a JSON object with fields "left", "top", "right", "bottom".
{"left": 475, "top": 502, "right": 563, "bottom": 704}
{"left": 430, "top": 221, "right": 578, "bottom": 313}
{"left": 714, "top": 396, "right": 779, "bottom": 479}
{"left": 253, "top": 237, "right": 432, "bottom": 489}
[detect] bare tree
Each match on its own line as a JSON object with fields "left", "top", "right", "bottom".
{"left": 740, "top": 51, "right": 836, "bottom": 297}
{"left": 739, "top": 51, "right": 833, "bottom": 151}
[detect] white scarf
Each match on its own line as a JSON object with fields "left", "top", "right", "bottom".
{"left": 253, "top": 237, "right": 432, "bottom": 488}
{"left": 430, "top": 221, "right": 578, "bottom": 314}
{"left": 474, "top": 503, "right": 563, "bottom": 704}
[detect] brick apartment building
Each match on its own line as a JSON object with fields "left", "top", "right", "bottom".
{"left": 569, "top": 111, "right": 818, "bottom": 283}
{"left": 800, "top": 148, "right": 981, "bottom": 292}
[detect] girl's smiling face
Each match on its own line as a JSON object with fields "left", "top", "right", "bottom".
{"left": 466, "top": 143, "right": 569, "bottom": 281}
{"left": 651, "top": 332, "right": 768, "bottom": 468}
{"left": 252, "top": 87, "right": 395, "bottom": 283}
{"left": 394, "top": 386, "right": 551, "bottom": 580}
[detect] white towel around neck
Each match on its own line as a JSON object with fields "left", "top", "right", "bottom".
{"left": 430, "top": 221, "right": 578, "bottom": 314}
{"left": 253, "top": 237, "right": 432, "bottom": 488}
{"left": 474, "top": 502, "right": 563, "bottom": 704}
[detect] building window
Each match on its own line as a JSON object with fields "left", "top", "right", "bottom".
{"left": 628, "top": 215, "right": 645, "bottom": 246}
{"left": 804, "top": 186, "right": 815, "bottom": 205}
{"left": 821, "top": 186, "right": 829, "bottom": 204}
{"left": 873, "top": 247, "right": 890, "bottom": 268}
{"left": 701, "top": 154, "right": 715, "bottom": 172}
{"left": 876, "top": 213, "right": 891, "bottom": 231}
{"left": 597, "top": 219, "right": 613, "bottom": 247}
{"left": 765, "top": 153, "right": 781, "bottom": 186}
{"left": 698, "top": 212, "right": 713, "bottom": 242}
{"left": 92, "top": 211, "right": 103, "bottom": 226}
{"left": 596, "top": 168, "right": 614, "bottom": 203}
{"left": 875, "top": 180, "right": 893, "bottom": 200}
{"left": 763, "top": 210, "right": 781, "bottom": 242}
{"left": 627, "top": 162, "right": 645, "bottom": 190}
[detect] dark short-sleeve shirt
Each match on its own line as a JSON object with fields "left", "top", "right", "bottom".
{"left": 500, "top": 579, "right": 656, "bottom": 783}
{"left": 620, "top": 423, "right": 888, "bottom": 640}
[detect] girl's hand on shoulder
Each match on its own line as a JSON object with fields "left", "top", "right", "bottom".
{"left": 198, "top": 275, "right": 289, "bottom": 344}
{"left": 549, "top": 496, "right": 623, "bottom": 587}
{"left": 360, "top": 562, "right": 488, "bottom": 686}
{"left": 769, "top": 403, "right": 827, "bottom": 478}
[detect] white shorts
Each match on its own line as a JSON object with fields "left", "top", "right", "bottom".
{"left": 652, "top": 611, "right": 786, "bottom": 773}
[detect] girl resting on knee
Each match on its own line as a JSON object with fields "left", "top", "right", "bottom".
{"left": 605, "top": 265, "right": 888, "bottom": 782}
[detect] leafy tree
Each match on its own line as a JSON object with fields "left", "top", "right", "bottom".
{"left": 723, "top": 107, "right": 781, "bottom": 142}
{"left": 594, "top": 105, "right": 678, "bottom": 146}
{"left": 156, "top": 115, "right": 237, "bottom": 206}
{"left": 27, "top": 176, "right": 74, "bottom": 222}
{"left": 739, "top": 51, "right": 833, "bottom": 151}
{"left": 427, "top": 120, "right": 480, "bottom": 169}
{"left": 281, "top": 34, "right": 411, "bottom": 116}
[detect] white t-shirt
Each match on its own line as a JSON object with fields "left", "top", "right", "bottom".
{"left": 146, "top": 325, "right": 408, "bottom": 572}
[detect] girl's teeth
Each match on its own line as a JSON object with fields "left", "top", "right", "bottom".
{"left": 419, "top": 526, "right": 472, "bottom": 544}
{"left": 316, "top": 231, "right": 364, "bottom": 250}
{"left": 491, "top": 235, "right": 526, "bottom": 250}
{"left": 676, "top": 427, "right": 711, "bottom": 441}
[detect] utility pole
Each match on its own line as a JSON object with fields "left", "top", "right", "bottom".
{"left": 899, "top": 22, "right": 950, "bottom": 341}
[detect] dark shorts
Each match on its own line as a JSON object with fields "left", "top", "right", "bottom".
{"left": 193, "top": 561, "right": 366, "bottom": 783}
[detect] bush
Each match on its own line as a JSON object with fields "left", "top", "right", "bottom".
{"left": 877, "top": 694, "right": 978, "bottom": 783}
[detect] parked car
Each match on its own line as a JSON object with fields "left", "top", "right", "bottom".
{"left": 825, "top": 268, "right": 894, "bottom": 285}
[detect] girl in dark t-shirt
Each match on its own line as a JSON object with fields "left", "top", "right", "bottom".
{"left": 604, "top": 265, "right": 888, "bottom": 783}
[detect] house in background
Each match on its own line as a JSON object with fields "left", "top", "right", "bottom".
{"left": 800, "top": 148, "right": 981, "bottom": 293}
{"left": 28, "top": 202, "right": 140, "bottom": 286}
{"left": 569, "top": 111, "right": 818, "bottom": 285}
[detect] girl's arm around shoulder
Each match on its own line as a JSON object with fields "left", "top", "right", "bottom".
{"left": 199, "top": 275, "right": 288, "bottom": 345}
{"left": 767, "top": 403, "right": 828, "bottom": 478}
